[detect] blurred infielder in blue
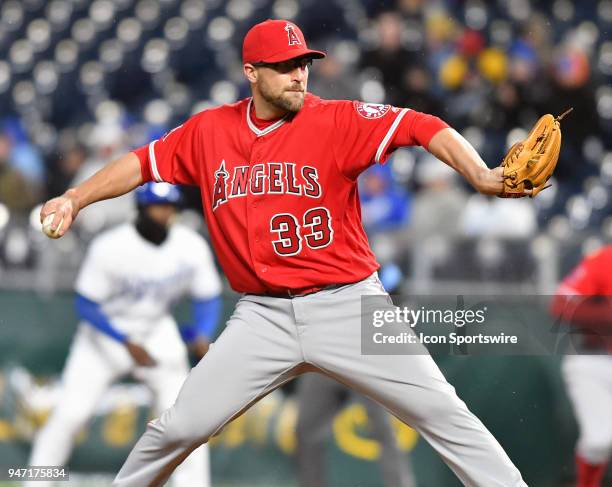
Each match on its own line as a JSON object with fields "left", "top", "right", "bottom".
{"left": 27, "top": 182, "right": 222, "bottom": 487}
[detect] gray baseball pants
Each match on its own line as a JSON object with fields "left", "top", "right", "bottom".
{"left": 113, "top": 273, "right": 527, "bottom": 487}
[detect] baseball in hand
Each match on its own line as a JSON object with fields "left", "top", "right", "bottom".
{"left": 42, "top": 213, "right": 64, "bottom": 239}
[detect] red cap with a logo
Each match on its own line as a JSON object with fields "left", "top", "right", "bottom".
{"left": 243, "top": 19, "right": 326, "bottom": 64}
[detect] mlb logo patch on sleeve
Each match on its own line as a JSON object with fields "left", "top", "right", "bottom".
{"left": 354, "top": 102, "right": 391, "bottom": 119}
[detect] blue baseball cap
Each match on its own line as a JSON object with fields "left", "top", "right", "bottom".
{"left": 135, "top": 182, "right": 182, "bottom": 206}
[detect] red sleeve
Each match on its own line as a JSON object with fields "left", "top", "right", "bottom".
{"left": 556, "top": 252, "right": 603, "bottom": 296}
{"left": 550, "top": 250, "right": 612, "bottom": 347}
{"left": 131, "top": 113, "right": 203, "bottom": 186}
{"left": 389, "top": 110, "right": 450, "bottom": 150}
{"left": 333, "top": 101, "right": 449, "bottom": 180}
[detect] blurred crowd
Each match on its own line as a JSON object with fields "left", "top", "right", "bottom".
{"left": 0, "top": 0, "right": 611, "bottom": 271}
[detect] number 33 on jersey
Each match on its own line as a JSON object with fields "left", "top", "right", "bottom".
{"left": 133, "top": 94, "right": 447, "bottom": 294}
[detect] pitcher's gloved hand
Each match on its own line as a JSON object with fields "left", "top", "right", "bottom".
{"left": 498, "top": 108, "right": 572, "bottom": 198}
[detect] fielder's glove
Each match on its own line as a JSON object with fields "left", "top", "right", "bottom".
{"left": 498, "top": 108, "right": 572, "bottom": 198}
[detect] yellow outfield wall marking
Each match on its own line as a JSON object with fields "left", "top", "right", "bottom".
{"left": 102, "top": 404, "right": 138, "bottom": 446}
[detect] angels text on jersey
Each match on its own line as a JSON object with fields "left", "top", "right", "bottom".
{"left": 212, "top": 159, "right": 322, "bottom": 210}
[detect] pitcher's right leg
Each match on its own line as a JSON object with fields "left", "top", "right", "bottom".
{"left": 113, "top": 296, "right": 304, "bottom": 487}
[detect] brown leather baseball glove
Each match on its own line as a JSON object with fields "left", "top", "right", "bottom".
{"left": 499, "top": 108, "right": 572, "bottom": 198}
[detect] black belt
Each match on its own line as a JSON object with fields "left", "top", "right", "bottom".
{"left": 263, "top": 282, "right": 347, "bottom": 299}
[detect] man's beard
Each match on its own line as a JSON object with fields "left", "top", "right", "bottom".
{"left": 135, "top": 207, "right": 170, "bottom": 245}
{"left": 259, "top": 82, "right": 305, "bottom": 113}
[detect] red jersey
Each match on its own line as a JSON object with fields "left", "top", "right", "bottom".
{"left": 134, "top": 94, "right": 447, "bottom": 294}
{"left": 553, "top": 245, "right": 612, "bottom": 351}
{"left": 557, "top": 246, "right": 612, "bottom": 296}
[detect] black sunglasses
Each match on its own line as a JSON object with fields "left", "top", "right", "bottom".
{"left": 252, "top": 58, "right": 314, "bottom": 73}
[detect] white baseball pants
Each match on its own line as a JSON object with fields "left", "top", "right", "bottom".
{"left": 562, "top": 355, "right": 612, "bottom": 464}
{"left": 27, "top": 319, "right": 209, "bottom": 487}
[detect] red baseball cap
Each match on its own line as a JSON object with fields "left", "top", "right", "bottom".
{"left": 243, "top": 19, "right": 326, "bottom": 64}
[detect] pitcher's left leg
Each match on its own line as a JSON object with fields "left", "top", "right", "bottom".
{"left": 297, "top": 277, "right": 527, "bottom": 487}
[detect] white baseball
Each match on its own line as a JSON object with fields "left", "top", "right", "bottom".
{"left": 42, "top": 213, "right": 64, "bottom": 239}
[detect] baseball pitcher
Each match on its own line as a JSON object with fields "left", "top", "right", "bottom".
{"left": 39, "top": 19, "right": 535, "bottom": 487}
